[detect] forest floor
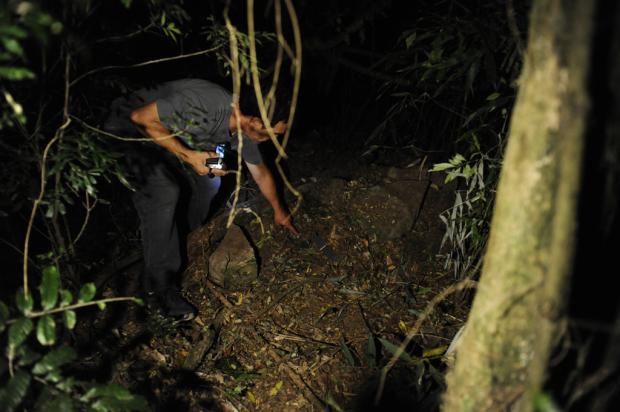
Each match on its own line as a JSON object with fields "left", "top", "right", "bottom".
{"left": 74, "top": 138, "right": 469, "bottom": 411}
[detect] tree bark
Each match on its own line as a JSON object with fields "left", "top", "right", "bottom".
{"left": 443, "top": 1, "right": 594, "bottom": 411}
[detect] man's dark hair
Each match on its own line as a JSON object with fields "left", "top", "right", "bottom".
{"left": 239, "top": 83, "right": 290, "bottom": 123}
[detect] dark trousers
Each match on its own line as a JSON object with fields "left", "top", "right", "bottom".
{"left": 127, "top": 147, "right": 221, "bottom": 292}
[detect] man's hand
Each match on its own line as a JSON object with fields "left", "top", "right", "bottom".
{"left": 274, "top": 209, "right": 300, "bottom": 236}
{"left": 186, "top": 151, "right": 225, "bottom": 176}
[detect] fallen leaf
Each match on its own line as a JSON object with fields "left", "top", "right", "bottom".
{"left": 269, "top": 380, "right": 283, "bottom": 396}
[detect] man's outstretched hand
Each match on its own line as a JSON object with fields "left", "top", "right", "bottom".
{"left": 274, "top": 210, "right": 299, "bottom": 236}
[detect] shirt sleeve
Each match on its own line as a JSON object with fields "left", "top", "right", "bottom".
{"left": 231, "top": 133, "right": 263, "bottom": 165}
{"left": 156, "top": 92, "right": 213, "bottom": 147}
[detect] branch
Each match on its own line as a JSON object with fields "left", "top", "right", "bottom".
{"left": 374, "top": 279, "right": 477, "bottom": 405}
{"left": 70, "top": 46, "right": 221, "bottom": 87}
{"left": 23, "top": 57, "right": 72, "bottom": 297}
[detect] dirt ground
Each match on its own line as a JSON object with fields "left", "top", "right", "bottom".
{"left": 76, "top": 143, "right": 469, "bottom": 411}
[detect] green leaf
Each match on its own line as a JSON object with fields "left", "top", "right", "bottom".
{"left": 15, "top": 288, "right": 34, "bottom": 314}
{"left": 36, "top": 315, "right": 56, "bottom": 346}
{"left": 365, "top": 335, "right": 377, "bottom": 367}
{"left": 97, "top": 301, "right": 106, "bottom": 311}
{"left": 533, "top": 392, "right": 561, "bottom": 412}
{"left": 60, "top": 289, "right": 73, "bottom": 306}
{"left": 1, "top": 37, "right": 24, "bottom": 57}
{"left": 430, "top": 162, "right": 454, "bottom": 172}
{"left": 0, "top": 66, "right": 35, "bottom": 81}
{"left": 120, "top": 0, "right": 133, "bottom": 8}
{"left": 1, "top": 370, "right": 31, "bottom": 412}
{"left": 0, "top": 25, "right": 28, "bottom": 38}
{"left": 486, "top": 92, "right": 501, "bottom": 101}
{"left": 0, "top": 300, "right": 9, "bottom": 333}
{"left": 339, "top": 338, "right": 359, "bottom": 367}
{"left": 405, "top": 32, "right": 417, "bottom": 49}
{"left": 64, "top": 310, "right": 77, "bottom": 329}
{"left": 378, "top": 338, "right": 416, "bottom": 363}
{"left": 78, "top": 283, "right": 96, "bottom": 303}
{"left": 47, "top": 395, "right": 74, "bottom": 412}
{"left": 8, "top": 318, "right": 33, "bottom": 351}
{"left": 16, "top": 344, "right": 41, "bottom": 366}
{"left": 449, "top": 153, "right": 466, "bottom": 166}
{"left": 40, "top": 265, "right": 60, "bottom": 310}
{"left": 32, "top": 346, "right": 76, "bottom": 375}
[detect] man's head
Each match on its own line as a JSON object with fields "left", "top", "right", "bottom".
{"left": 233, "top": 84, "right": 289, "bottom": 142}
{"left": 235, "top": 113, "right": 286, "bottom": 143}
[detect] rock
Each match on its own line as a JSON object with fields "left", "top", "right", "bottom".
{"left": 349, "top": 185, "right": 415, "bottom": 240}
{"left": 208, "top": 225, "right": 258, "bottom": 289}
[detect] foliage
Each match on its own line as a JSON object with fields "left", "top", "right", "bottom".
{"left": 204, "top": 15, "right": 276, "bottom": 84}
{"left": 431, "top": 144, "right": 504, "bottom": 279}
{"left": 369, "top": 1, "right": 526, "bottom": 279}
{"left": 0, "top": 266, "right": 146, "bottom": 411}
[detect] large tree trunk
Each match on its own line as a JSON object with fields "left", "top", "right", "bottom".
{"left": 442, "top": 1, "right": 594, "bottom": 411}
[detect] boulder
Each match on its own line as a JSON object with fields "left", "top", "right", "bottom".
{"left": 349, "top": 185, "right": 415, "bottom": 240}
{"left": 208, "top": 225, "right": 258, "bottom": 289}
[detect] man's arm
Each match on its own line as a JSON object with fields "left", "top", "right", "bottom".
{"left": 130, "top": 102, "right": 220, "bottom": 176}
{"left": 245, "top": 162, "right": 299, "bottom": 235}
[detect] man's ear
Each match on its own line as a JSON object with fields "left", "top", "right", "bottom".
{"left": 273, "top": 121, "right": 287, "bottom": 134}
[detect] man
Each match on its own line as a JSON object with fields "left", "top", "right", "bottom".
{"left": 104, "top": 78, "right": 298, "bottom": 322}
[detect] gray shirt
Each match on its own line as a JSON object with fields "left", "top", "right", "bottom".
{"left": 106, "top": 79, "right": 262, "bottom": 164}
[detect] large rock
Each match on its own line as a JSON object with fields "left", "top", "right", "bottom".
{"left": 208, "top": 225, "right": 258, "bottom": 289}
{"left": 349, "top": 185, "right": 415, "bottom": 240}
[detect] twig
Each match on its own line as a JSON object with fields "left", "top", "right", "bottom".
{"left": 506, "top": 0, "right": 525, "bottom": 57}
{"left": 23, "top": 57, "right": 72, "bottom": 296}
{"left": 7, "top": 296, "right": 141, "bottom": 323}
{"left": 71, "top": 114, "right": 184, "bottom": 142}
{"left": 71, "top": 191, "right": 97, "bottom": 247}
{"left": 374, "top": 279, "right": 477, "bottom": 405}
{"left": 70, "top": 46, "right": 221, "bottom": 87}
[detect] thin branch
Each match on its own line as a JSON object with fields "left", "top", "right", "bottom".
{"left": 224, "top": 4, "right": 246, "bottom": 230}
{"left": 23, "top": 56, "right": 72, "bottom": 297}
{"left": 6, "top": 296, "right": 141, "bottom": 323}
{"left": 374, "top": 279, "right": 477, "bottom": 405}
{"left": 71, "top": 192, "right": 98, "bottom": 247}
{"left": 71, "top": 114, "right": 183, "bottom": 142}
{"left": 70, "top": 46, "right": 221, "bottom": 87}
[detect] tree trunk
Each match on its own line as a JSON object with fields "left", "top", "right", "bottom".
{"left": 442, "top": 1, "right": 594, "bottom": 411}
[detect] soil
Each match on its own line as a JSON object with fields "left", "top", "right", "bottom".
{"left": 74, "top": 141, "right": 469, "bottom": 411}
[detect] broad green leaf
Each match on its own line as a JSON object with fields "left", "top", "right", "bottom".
{"left": 47, "top": 395, "right": 74, "bottom": 412}
{"left": 64, "top": 310, "right": 77, "bottom": 329}
{"left": 449, "top": 153, "right": 466, "bottom": 166}
{"left": 1, "top": 37, "right": 24, "bottom": 57}
{"left": 365, "top": 335, "right": 377, "bottom": 367}
{"left": 339, "top": 338, "right": 358, "bottom": 367}
{"left": 430, "top": 162, "right": 454, "bottom": 172}
{"left": 405, "top": 32, "right": 417, "bottom": 49}
{"left": 1, "top": 370, "right": 31, "bottom": 412}
{"left": 36, "top": 315, "right": 56, "bottom": 346}
{"left": 533, "top": 392, "right": 561, "bottom": 412}
{"left": 40, "top": 265, "right": 60, "bottom": 310}
{"left": 0, "top": 25, "right": 28, "bottom": 38}
{"left": 32, "top": 346, "right": 76, "bottom": 375}
{"left": 91, "top": 396, "right": 149, "bottom": 412}
{"left": 60, "top": 289, "right": 73, "bottom": 306}
{"left": 8, "top": 318, "right": 33, "bottom": 351}
{"left": 97, "top": 301, "right": 106, "bottom": 311}
{"left": 16, "top": 345, "right": 41, "bottom": 366}
{"left": 0, "top": 66, "right": 35, "bottom": 81}
{"left": 486, "top": 92, "right": 501, "bottom": 101}
{"left": 78, "top": 283, "right": 96, "bottom": 303}
{"left": 378, "top": 338, "right": 416, "bottom": 363}
{"left": 15, "top": 288, "right": 34, "bottom": 314}
{"left": 0, "top": 300, "right": 9, "bottom": 333}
